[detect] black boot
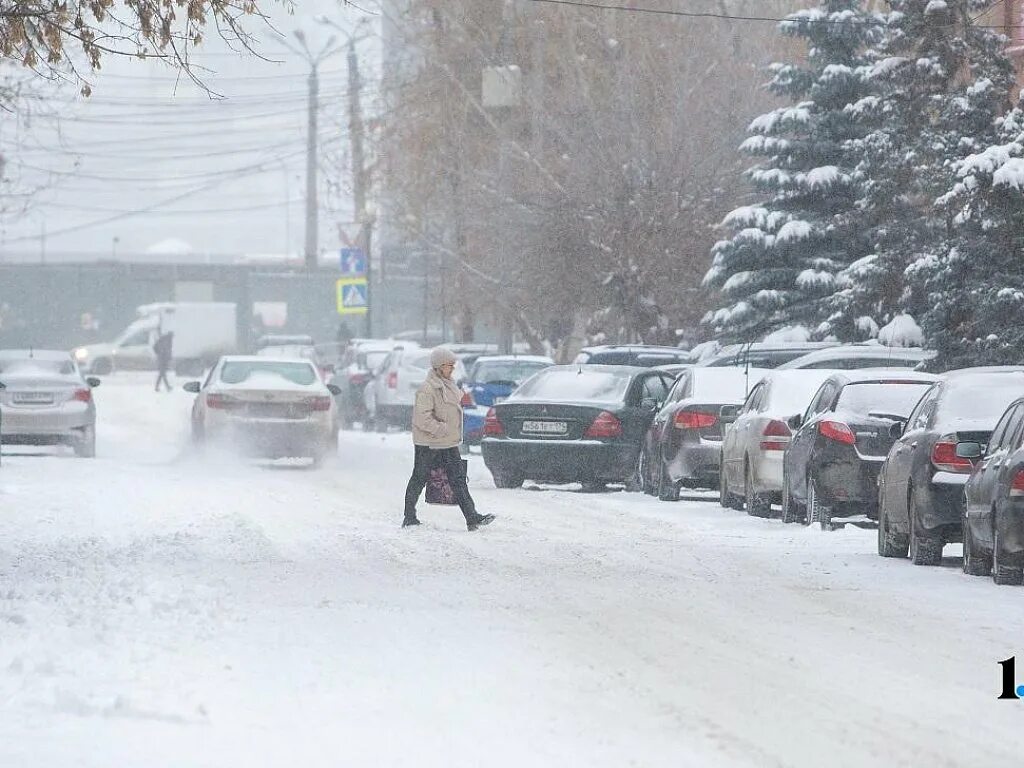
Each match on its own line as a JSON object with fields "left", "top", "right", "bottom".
{"left": 402, "top": 516, "right": 421, "bottom": 528}
{"left": 466, "top": 513, "right": 495, "bottom": 531}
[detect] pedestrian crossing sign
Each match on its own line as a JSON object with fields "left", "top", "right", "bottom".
{"left": 336, "top": 277, "right": 369, "bottom": 316}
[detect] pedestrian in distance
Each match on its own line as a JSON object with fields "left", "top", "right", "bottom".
{"left": 403, "top": 347, "right": 495, "bottom": 531}
{"left": 153, "top": 330, "right": 174, "bottom": 392}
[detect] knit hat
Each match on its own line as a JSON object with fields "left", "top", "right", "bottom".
{"left": 430, "top": 346, "right": 458, "bottom": 370}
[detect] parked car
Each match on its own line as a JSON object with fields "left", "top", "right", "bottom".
{"left": 461, "top": 355, "right": 554, "bottom": 446}
{"left": 876, "top": 367, "right": 1024, "bottom": 564}
{"left": 573, "top": 345, "right": 692, "bottom": 367}
{"left": 719, "top": 369, "right": 838, "bottom": 516}
{"left": 641, "top": 366, "right": 766, "bottom": 500}
{"left": 364, "top": 347, "right": 465, "bottom": 431}
{"left": 781, "top": 371, "right": 939, "bottom": 528}
{"left": 699, "top": 341, "right": 839, "bottom": 369}
{"left": 330, "top": 339, "right": 414, "bottom": 429}
{"left": 0, "top": 349, "right": 101, "bottom": 458}
{"left": 776, "top": 344, "right": 935, "bottom": 370}
{"left": 184, "top": 356, "right": 341, "bottom": 465}
{"left": 482, "top": 365, "right": 675, "bottom": 490}
{"left": 962, "top": 397, "right": 1024, "bottom": 584}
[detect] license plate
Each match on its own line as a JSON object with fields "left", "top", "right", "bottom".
{"left": 13, "top": 392, "right": 54, "bottom": 404}
{"left": 522, "top": 420, "right": 567, "bottom": 435}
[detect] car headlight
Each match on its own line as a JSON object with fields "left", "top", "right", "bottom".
{"left": 74, "top": 348, "right": 89, "bottom": 361}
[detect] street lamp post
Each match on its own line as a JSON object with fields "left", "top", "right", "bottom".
{"left": 282, "top": 30, "right": 345, "bottom": 271}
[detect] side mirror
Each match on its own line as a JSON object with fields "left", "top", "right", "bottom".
{"left": 888, "top": 421, "right": 905, "bottom": 439}
{"left": 86, "top": 377, "right": 101, "bottom": 388}
{"left": 719, "top": 404, "right": 741, "bottom": 423}
{"left": 640, "top": 397, "right": 660, "bottom": 411}
{"left": 0, "top": 381, "right": 6, "bottom": 390}
{"left": 183, "top": 381, "right": 201, "bottom": 394}
{"left": 787, "top": 414, "right": 803, "bottom": 430}
{"left": 326, "top": 384, "right": 342, "bottom": 396}
{"left": 955, "top": 441, "right": 983, "bottom": 460}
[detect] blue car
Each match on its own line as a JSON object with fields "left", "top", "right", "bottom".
{"left": 462, "top": 355, "right": 554, "bottom": 446}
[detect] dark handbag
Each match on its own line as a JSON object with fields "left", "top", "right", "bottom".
{"left": 425, "top": 458, "right": 468, "bottom": 505}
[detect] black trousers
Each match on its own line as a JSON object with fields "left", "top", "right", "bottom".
{"left": 404, "top": 445, "right": 477, "bottom": 521}
{"left": 155, "top": 365, "right": 172, "bottom": 392}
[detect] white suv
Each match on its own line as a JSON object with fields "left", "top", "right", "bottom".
{"left": 365, "top": 348, "right": 465, "bottom": 431}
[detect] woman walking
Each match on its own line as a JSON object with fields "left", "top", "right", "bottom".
{"left": 403, "top": 347, "right": 495, "bottom": 531}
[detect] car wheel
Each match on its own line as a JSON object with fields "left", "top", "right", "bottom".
{"left": 745, "top": 462, "right": 771, "bottom": 518}
{"left": 625, "top": 450, "right": 645, "bottom": 493}
{"left": 962, "top": 506, "right": 992, "bottom": 576}
{"left": 657, "top": 452, "right": 680, "bottom": 502}
{"left": 718, "top": 459, "right": 743, "bottom": 510}
{"left": 74, "top": 426, "right": 96, "bottom": 458}
{"left": 780, "top": 464, "right": 805, "bottom": 524}
{"left": 640, "top": 445, "right": 656, "bottom": 496}
{"left": 877, "top": 493, "right": 909, "bottom": 558}
{"left": 993, "top": 529, "right": 1024, "bottom": 585}
{"left": 806, "top": 477, "right": 832, "bottom": 531}
{"left": 493, "top": 471, "right": 524, "bottom": 489}
{"left": 908, "top": 489, "right": 943, "bottom": 566}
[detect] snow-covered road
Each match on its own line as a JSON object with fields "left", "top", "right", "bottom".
{"left": 2, "top": 375, "right": 1023, "bottom": 767}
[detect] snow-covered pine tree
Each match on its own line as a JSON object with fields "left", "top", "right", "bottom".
{"left": 702, "top": 0, "right": 879, "bottom": 341}
{"left": 919, "top": 104, "right": 1024, "bottom": 369}
{"left": 824, "top": 0, "right": 1014, "bottom": 342}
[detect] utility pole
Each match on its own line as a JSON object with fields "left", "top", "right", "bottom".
{"left": 304, "top": 62, "right": 320, "bottom": 270}
{"left": 285, "top": 30, "right": 343, "bottom": 271}
{"left": 347, "top": 36, "right": 372, "bottom": 336}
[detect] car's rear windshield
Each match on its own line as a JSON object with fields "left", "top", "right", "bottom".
{"left": 472, "top": 360, "right": 550, "bottom": 384}
{"left": 691, "top": 369, "right": 760, "bottom": 400}
{"left": 837, "top": 381, "right": 932, "bottom": 416}
{"left": 513, "top": 368, "right": 632, "bottom": 403}
{"left": 0, "top": 358, "right": 75, "bottom": 375}
{"left": 939, "top": 377, "right": 1024, "bottom": 426}
{"left": 765, "top": 374, "right": 835, "bottom": 415}
{"left": 406, "top": 353, "right": 432, "bottom": 370}
{"left": 220, "top": 361, "right": 317, "bottom": 386}
{"left": 361, "top": 351, "right": 389, "bottom": 370}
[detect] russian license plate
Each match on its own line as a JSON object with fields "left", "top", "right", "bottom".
{"left": 522, "top": 420, "right": 567, "bottom": 435}
{"left": 13, "top": 392, "right": 54, "bottom": 404}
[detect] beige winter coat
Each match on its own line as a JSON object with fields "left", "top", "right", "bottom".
{"left": 412, "top": 369, "right": 464, "bottom": 449}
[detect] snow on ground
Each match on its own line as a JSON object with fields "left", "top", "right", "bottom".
{"left": 2, "top": 373, "right": 1024, "bottom": 767}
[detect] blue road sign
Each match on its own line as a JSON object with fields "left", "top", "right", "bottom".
{"left": 336, "top": 277, "right": 369, "bottom": 316}
{"left": 340, "top": 248, "right": 367, "bottom": 276}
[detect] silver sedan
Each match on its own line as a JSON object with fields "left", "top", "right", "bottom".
{"left": 0, "top": 350, "right": 100, "bottom": 458}
{"left": 719, "top": 369, "right": 837, "bottom": 516}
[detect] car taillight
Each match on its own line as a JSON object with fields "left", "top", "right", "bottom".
{"left": 673, "top": 410, "right": 717, "bottom": 430}
{"left": 461, "top": 389, "right": 475, "bottom": 407}
{"left": 931, "top": 436, "right": 973, "bottom": 473}
{"left": 759, "top": 419, "right": 791, "bottom": 451}
{"left": 72, "top": 389, "right": 92, "bottom": 403}
{"left": 585, "top": 411, "right": 623, "bottom": 439}
{"left": 483, "top": 408, "right": 505, "bottom": 437}
{"left": 1010, "top": 469, "right": 1024, "bottom": 497}
{"left": 308, "top": 396, "right": 332, "bottom": 412}
{"left": 206, "top": 393, "right": 238, "bottom": 410}
{"left": 387, "top": 372, "right": 398, "bottom": 389}
{"left": 819, "top": 420, "right": 856, "bottom": 445}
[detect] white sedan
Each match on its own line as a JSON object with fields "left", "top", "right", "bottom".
{"left": 184, "top": 356, "right": 340, "bottom": 464}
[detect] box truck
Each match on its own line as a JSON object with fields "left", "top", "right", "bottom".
{"left": 73, "top": 302, "right": 237, "bottom": 375}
